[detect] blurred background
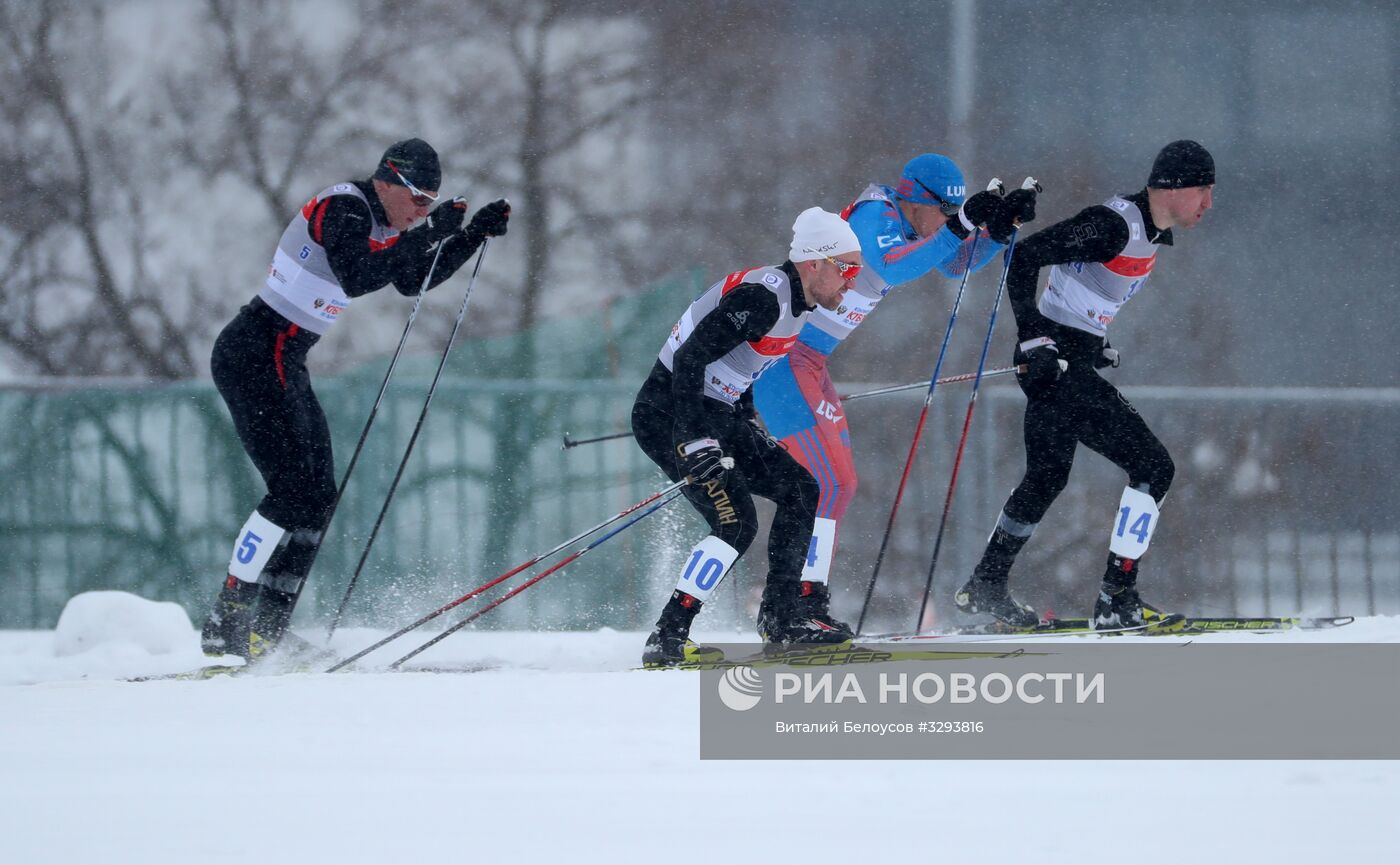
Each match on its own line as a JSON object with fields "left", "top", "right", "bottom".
{"left": 1, "top": 0, "right": 1396, "bottom": 633}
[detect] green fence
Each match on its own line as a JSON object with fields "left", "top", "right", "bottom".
{"left": 5, "top": 266, "right": 1398, "bottom": 633}
{"left": 0, "top": 269, "right": 777, "bottom": 631}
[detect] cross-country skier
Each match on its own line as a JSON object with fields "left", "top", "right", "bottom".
{"left": 201, "top": 138, "right": 511, "bottom": 660}
{"left": 955, "top": 140, "right": 1215, "bottom": 629}
{"left": 634, "top": 208, "right": 863, "bottom": 667}
{"left": 751, "top": 153, "right": 1036, "bottom": 634}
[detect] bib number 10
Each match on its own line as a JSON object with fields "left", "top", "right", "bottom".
{"left": 676, "top": 536, "right": 739, "bottom": 602}
{"left": 682, "top": 550, "right": 725, "bottom": 592}
{"left": 1109, "top": 487, "right": 1158, "bottom": 558}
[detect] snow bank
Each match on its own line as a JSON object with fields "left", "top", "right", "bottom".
{"left": 53, "top": 590, "right": 196, "bottom": 657}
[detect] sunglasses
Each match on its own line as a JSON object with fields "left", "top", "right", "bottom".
{"left": 823, "top": 254, "right": 862, "bottom": 280}
{"left": 913, "top": 178, "right": 962, "bottom": 217}
{"left": 386, "top": 160, "right": 440, "bottom": 206}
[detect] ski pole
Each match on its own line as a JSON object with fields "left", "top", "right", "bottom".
{"left": 326, "top": 239, "right": 492, "bottom": 639}
{"left": 326, "top": 478, "right": 689, "bottom": 671}
{"left": 386, "top": 486, "right": 688, "bottom": 670}
{"left": 277, "top": 239, "right": 445, "bottom": 627}
{"left": 839, "top": 365, "right": 1025, "bottom": 403}
{"left": 854, "top": 180, "right": 1004, "bottom": 635}
{"left": 915, "top": 177, "right": 1040, "bottom": 633}
{"left": 556, "top": 366, "right": 1025, "bottom": 451}
{"left": 561, "top": 430, "right": 635, "bottom": 450}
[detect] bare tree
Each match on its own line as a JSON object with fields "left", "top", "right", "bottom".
{"left": 0, "top": 0, "right": 193, "bottom": 379}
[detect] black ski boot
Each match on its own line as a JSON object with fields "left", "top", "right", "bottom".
{"left": 954, "top": 571, "right": 1039, "bottom": 628}
{"left": 248, "top": 584, "right": 298, "bottom": 662}
{"left": 1093, "top": 584, "right": 1145, "bottom": 629}
{"left": 201, "top": 575, "right": 259, "bottom": 659}
{"left": 758, "top": 579, "right": 853, "bottom": 648}
{"left": 796, "top": 581, "right": 856, "bottom": 641}
{"left": 643, "top": 591, "right": 723, "bottom": 668}
{"left": 956, "top": 524, "right": 1039, "bottom": 627}
{"left": 1093, "top": 553, "right": 1172, "bottom": 630}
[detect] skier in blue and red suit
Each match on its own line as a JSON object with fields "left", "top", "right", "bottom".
{"left": 751, "top": 153, "right": 1036, "bottom": 634}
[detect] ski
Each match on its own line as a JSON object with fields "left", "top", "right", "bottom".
{"left": 651, "top": 643, "right": 1043, "bottom": 672}
{"left": 649, "top": 615, "right": 1192, "bottom": 670}
{"left": 979, "top": 615, "right": 1355, "bottom": 634}
{"left": 880, "top": 614, "right": 1186, "bottom": 642}
{"left": 125, "top": 664, "right": 246, "bottom": 682}
{"left": 864, "top": 613, "right": 1187, "bottom": 642}
{"left": 124, "top": 633, "right": 338, "bottom": 682}
{"left": 1178, "top": 615, "right": 1354, "bottom": 633}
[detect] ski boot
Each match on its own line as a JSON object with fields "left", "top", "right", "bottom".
{"left": 642, "top": 591, "right": 724, "bottom": 668}
{"left": 1093, "top": 554, "right": 1173, "bottom": 630}
{"left": 1093, "top": 584, "right": 1146, "bottom": 629}
{"left": 201, "top": 575, "right": 259, "bottom": 659}
{"left": 954, "top": 570, "right": 1039, "bottom": 628}
{"left": 795, "top": 581, "right": 856, "bottom": 641}
{"left": 758, "top": 579, "right": 853, "bottom": 650}
{"left": 248, "top": 584, "right": 298, "bottom": 662}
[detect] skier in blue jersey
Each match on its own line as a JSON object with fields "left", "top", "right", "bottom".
{"left": 752, "top": 153, "right": 1037, "bottom": 635}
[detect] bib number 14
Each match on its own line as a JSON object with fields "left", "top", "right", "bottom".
{"left": 1109, "top": 487, "right": 1158, "bottom": 558}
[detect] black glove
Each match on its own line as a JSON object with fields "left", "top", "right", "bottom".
{"left": 988, "top": 188, "right": 1037, "bottom": 243}
{"left": 422, "top": 196, "right": 469, "bottom": 242}
{"left": 1094, "top": 341, "right": 1121, "bottom": 369}
{"left": 466, "top": 198, "right": 511, "bottom": 239}
{"left": 676, "top": 437, "right": 729, "bottom": 486}
{"left": 960, "top": 189, "right": 1004, "bottom": 233}
{"left": 1017, "top": 337, "right": 1067, "bottom": 391}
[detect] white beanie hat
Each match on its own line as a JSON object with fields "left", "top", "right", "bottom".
{"left": 789, "top": 206, "right": 861, "bottom": 262}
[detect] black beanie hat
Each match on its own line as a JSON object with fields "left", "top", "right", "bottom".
{"left": 373, "top": 138, "right": 441, "bottom": 192}
{"left": 1148, "top": 140, "right": 1215, "bottom": 189}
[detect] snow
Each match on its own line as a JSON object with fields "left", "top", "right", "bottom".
{"left": 52, "top": 590, "right": 196, "bottom": 658}
{"left": 3, "top": 592, "right": 1398, "bottom": 863}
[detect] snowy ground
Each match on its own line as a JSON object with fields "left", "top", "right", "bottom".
{"left": 3, "top": 593, "right": 1398, "bottom": 864}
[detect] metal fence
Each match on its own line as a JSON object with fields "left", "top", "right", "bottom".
{"left": 834, "top": 384, "right": 1400, "bottom": 633}
{"left": 4, "top": 371, "right": 1395, "bottom": 635}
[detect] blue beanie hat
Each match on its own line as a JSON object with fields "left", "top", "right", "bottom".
{"left": 893, "top": 153, "right": 967, "bottom": 207}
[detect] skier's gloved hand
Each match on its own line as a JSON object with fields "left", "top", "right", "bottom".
{"left": 677, "top": 437, "right": 728, "bottom": 487}
{"left": 988, "top": 188, "right": 1037, "bottom": 243}
{"left": 422, "top": 197, "right": 469, "bottom": 242}
{"left": 466, "top": 199, "right": 511, "bottom": 239}
{"left": 1016, "top": 336, "right": 1067, "bottom": 393}
{"left": 1095, "top": 341, "right": 1121, "bottom": 369}
{"left": 959, "top": 189, "right": 1004, "bottom": 234}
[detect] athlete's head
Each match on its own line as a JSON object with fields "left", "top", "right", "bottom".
{"left": 789, "top": 207, "right": 862, "bottom": 311}
{"left": 372, "top": 138, "right": 442, "bottom": 230}
{"left": 893, "top": 152, "right": 967, "bottom": 238}
{"left": 895, "top": 153, "right": 967, "bottom": 208}
{"left": 1146, "top": 140, "right": 1215, "bottom": 230}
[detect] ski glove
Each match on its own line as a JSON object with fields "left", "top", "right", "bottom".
{"left": 422, "top": 197, "right": 469, "bottom": 242}
{"left": 677, "top": 437, "right": 728, "bottom": 487}
{"left": 1095, "top": 341, "right": 1121, "bottom": 369}
{"left": 988, "top": 188, "right": 1037, "bottom": 244}
{"left": 959, "top": 189, "right": 1004, "bottom": 234}
{"left": 467, "top": 199, "right": 511, "bottom": 239}
{"left": 1017, "top": 337, "right": 1068, "bottom": 392}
